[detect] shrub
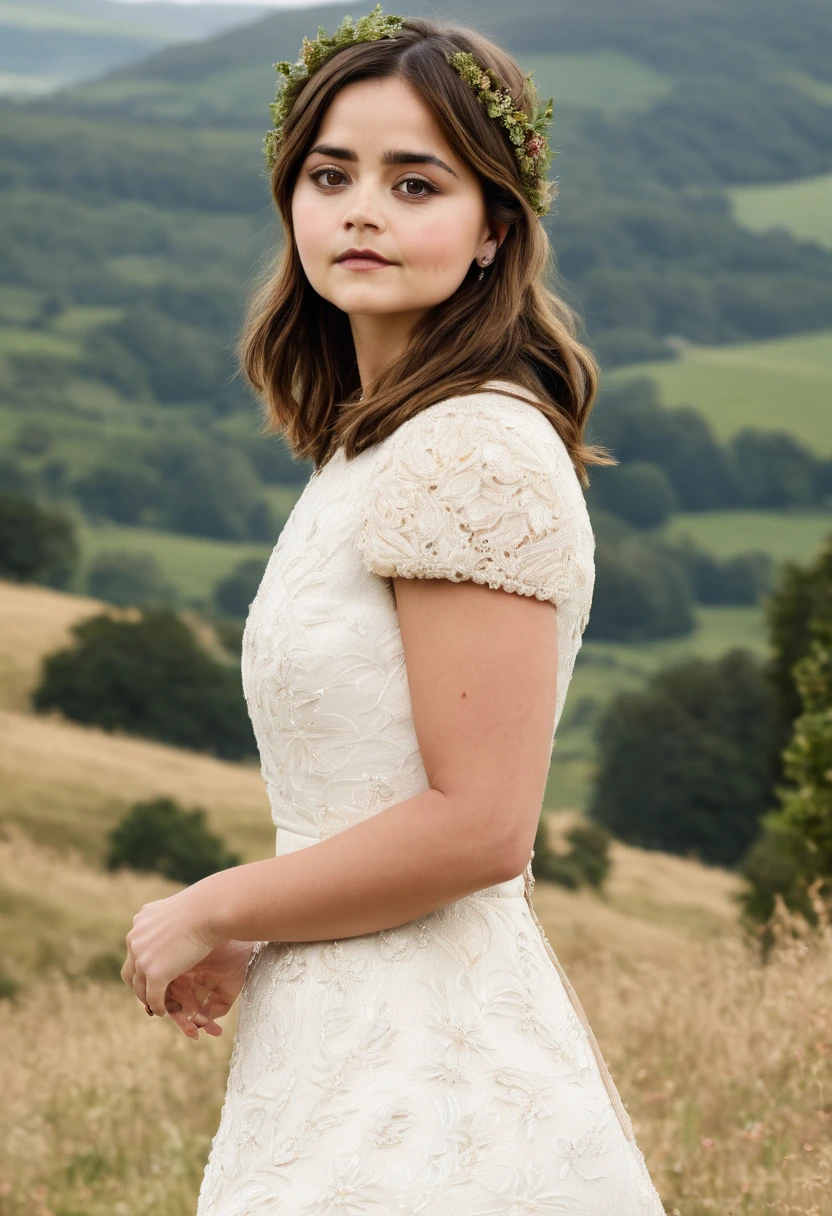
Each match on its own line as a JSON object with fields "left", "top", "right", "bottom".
{"left": 532, "top": 817, "right": 612, "bottom": 891}
{"left": 32, "top": 607, "right": 257, "bottom": 760}
{"left": 0, "top": 493, "right": 79, "bottom": 588}
{"left": 0, "top": 966, "right": 21, "bottom": 1002}
{"left": 106, "top": 796, "right": 241, "bottom": 885}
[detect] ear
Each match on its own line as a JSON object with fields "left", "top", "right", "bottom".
{"left": 477, "top": 219, "right": 509, "bottom": 263}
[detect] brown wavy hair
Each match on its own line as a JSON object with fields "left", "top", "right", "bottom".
{"left": 236, "top": 13, "right": 615, "bottom": 488}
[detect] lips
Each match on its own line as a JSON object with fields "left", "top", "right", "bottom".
{"left": 336, "top": 249, "right": 393, "bottom": 264}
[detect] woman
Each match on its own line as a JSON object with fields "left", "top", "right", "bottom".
{"left": 121, "top": 6, "right": 666, "bottom": 1213}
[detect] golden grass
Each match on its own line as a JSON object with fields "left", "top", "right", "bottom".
{"left": 0, "top": 579, "right": 105, "bottom": 712}
{"left": 0, "top": 824, "right": 178, "bottom": 979}
{"left": 0, "top": 578, "right": 235, "bottom": 715}
{"left": 3, "top": 583, "right": 831, "bottom": 1214}
{"left": 540, "top": 809, "right": 744, "bottom": 960}
{"left": 0, "top": 708, "right": 273, "bottom": 863}
{"left": 1, "top": 832, "right": 830, "bottom": 1215}
{"left": 0, "top": 578, "right": 273, "bottom": 864}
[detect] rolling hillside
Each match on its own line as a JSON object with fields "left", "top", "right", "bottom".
{"left": 607, "top": 329, "right": 832, "bottom": 455}
{"left": 729, "top": 169, "right": 832, "bottom": 251}
{"left": 0, "top": 0, "right": 268, "bottom": 99}
{"left": 2, "top": 8, "right": 831, "bottom": 1210}
{"left": 2, "top": 577, "right": 831, "bottom": 1216}
{"left": 0, "top": 0, "right": 829, "bottom": 734}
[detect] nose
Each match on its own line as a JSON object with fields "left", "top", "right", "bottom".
{"left": 341, "top": 180, "right": 387, "bottom": 231}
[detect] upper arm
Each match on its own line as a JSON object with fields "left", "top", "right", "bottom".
{"left": 356, "top": 399, "right": 581, "bottom": 882}
{"left": 392, "top": 574, "right": 558, "bottom": 881}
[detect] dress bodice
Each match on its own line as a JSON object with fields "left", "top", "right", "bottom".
{"left": 240, "top": 381, "right": 596, "bottom": 857}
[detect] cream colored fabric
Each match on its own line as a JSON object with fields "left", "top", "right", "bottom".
{"left": 196, "top": 383, "right": 665, "bottom": 1216}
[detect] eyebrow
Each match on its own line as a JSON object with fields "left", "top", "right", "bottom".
{"left": 306, "top": 143, "right": 459, "bottom": 179}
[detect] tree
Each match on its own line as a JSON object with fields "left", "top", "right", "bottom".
{"left": 72, "top": 463, "right": 159, "bottom": 525}
{"left": 738, "top": 540, "right": 832, "bottom": 930}
{"left": 213, "top": 556, "right": 267, "bottom": 620}
{"left": 657, "top": 535, "right": 774, "bottom": 605}
{"left": 731, "top": 428, "right": 819, "bottom": 507}
{"left": 145, "top": 434, "right": 276, "bottom": 542}
{"left": 764, "top": 533, "right": 832, "bottom": 728}
{"left": 0, "top": 494, "right": 79, "bottom": 588}
{"left": 589, "top": 388, "right": 741, "bottom": 511}
{"left": 586, "top": 538, "right": 695, "bottom": 642}
{"left": 532, "top": 816, "right": 612, "bottom": 891}
{"left": 588, "top": 648, "right": 782, "bottom": 866}
{"left": 106, "top": 796, "right": 241, "bottom": 886}
{"left": 588, "top": 460, "right": 679, "bottom": 529}
{"left": 85, "top": 549, "right": 179, "bottom": 608}
{"left": 33, "top": 607, "right": 257, "bottom": 760}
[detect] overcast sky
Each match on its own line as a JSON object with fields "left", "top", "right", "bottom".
{"left": 112, "top": 0, "right": 321, "bottom": 7}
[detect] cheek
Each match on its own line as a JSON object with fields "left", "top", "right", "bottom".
{"left": 292, "top": 193, "right": 330, "bottom": 260}
{"left": 404, "top": 210, "right": 476, "bottom": 273}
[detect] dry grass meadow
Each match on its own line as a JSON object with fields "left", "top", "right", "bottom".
{"left": 1, "top": 579, "right": 830, "bottom": 1215}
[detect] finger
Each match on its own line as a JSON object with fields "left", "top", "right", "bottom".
{"left": 165, "top": 986, "right": 200, "bottom": 1038}
{"left": 170, "top": 1007, "right": 201, "bottom": 1039}
{"left": 121, "top": 943, "right": 136, "bottom": 989}
{"left": 167, "top": 976, "right": 199, "bottom": 1021}
{"left": 191, "top": 1009, "right": 223, "bottom": 1036}
{"left": 145, "top": 973, "right": 167, "bottom": 1019}
{"left": 132, "top": 961, "right": 148, "bottom": 1010}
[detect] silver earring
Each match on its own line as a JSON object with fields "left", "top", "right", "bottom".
{"left": 477, "top": 256, "right": 492, "bottom": 281}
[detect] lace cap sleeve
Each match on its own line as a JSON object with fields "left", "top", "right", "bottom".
{"left": 357, "top": 397, "right": 584, "bottom": 607}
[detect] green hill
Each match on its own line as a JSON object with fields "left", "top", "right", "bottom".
{"left": 607, "top": 330, "right": 832, "bottom": 455}
{"left": 0, "top": 0, "right": 830, "bottom": 621}
{"left": 729, "top": 170, "right": 832, "bottom": 251}
{"left": 0, "top": 0, "right": 267, "bottom": 100}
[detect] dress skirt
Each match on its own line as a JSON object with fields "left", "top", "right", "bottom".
{"left": 195, "top": 828, "right": 665, "bottom": 1216}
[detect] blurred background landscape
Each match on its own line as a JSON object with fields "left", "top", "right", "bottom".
{"left": 1, "top": 2, "right": 831, "bottom": 1213}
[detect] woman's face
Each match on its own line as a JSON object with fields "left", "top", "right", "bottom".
{"left": 291, "top": 75, "right": 503, "bottom": 324}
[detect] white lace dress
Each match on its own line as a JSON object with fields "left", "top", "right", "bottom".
{"left": 195, "top": 381, "right": 666, "bottom": 1216}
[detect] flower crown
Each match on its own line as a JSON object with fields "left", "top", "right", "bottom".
{"left": 263, "top": 2, "right": 556, "bottom": 217}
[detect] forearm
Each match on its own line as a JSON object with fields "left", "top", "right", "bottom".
{"left": 201, "top": 788, "right": 520, "bottom": 944}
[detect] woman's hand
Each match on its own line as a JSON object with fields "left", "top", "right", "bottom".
{"left": 164, "top": 940, "right": 257, "bottom": 1039}
{"left": 121, "top": 875, "right": 233, "bottom": 1017}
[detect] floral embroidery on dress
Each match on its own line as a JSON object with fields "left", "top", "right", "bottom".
{"left": 491, "top": 1067, "right": 557, "bottom": 1139}
{"left": 357, "top": 400, "right": 587, "bottom": 610}
{"left": 552, "top": 1109, "right": 613, "bottom": 1182}
{"left": 196, "top": 387, "right": 665, "bottom": 1216}
{"left": 468, "top": 1162, "right": 587, "bottom": 1215}
{"left": 365, "top": 1102, "right": 418, "bottom": 1148}
{"left": 301, "top": 1150, "right": 388, "bottom": 1215}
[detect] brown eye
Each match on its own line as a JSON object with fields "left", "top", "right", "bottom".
{"left": 400, "top": 178, "right": 435, "bottom": 197}
{"left": 308, "top": 167, "right": 439, "bottom": 200}
{"left": 310, "top": 167, "right": 345, "bottom": 188}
